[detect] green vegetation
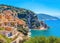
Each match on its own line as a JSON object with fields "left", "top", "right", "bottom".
{"left": 0, "top": 34, "right": 12, "bottom": 43}
{"left": 24, "top": 36, "right": 60, "bottom": 43}
{"left": 0, "top": 4, "right": 41, "bottom": 29}
{"left": 0, "top": 27, "right": 5, "bottom": 30}
{"left": 17, "top": 25, "right": 29, "bottom": 35}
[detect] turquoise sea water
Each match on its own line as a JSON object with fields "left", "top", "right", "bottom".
{"left": 31, "top": 20, "right": 60, "bottom": 37}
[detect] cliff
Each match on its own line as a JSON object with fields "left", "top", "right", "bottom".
{"left": 0, "top": 4, "right": 41, "bottom": 29}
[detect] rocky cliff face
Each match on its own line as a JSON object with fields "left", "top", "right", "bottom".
{"left": 0, "top": 4, "right": 42, "bottom": 29}
{"left": 18, "top": 11, "right": 40, "bottom": 29}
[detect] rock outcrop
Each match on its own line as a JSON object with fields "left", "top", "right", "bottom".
{"left": 0, "top": 4, "right": 48, "bottom": 29}
{"left": 0, "top": 4, "right": 40, "bottom": 29}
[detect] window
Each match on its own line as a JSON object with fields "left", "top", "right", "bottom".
{"left": 8, "top": 32, "right": 12, "bottom": 37}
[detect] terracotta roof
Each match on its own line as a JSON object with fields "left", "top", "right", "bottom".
{"left": 17, "top": 19, "right": 25, "bottom": 25}
{"left": 0, "top": 15, "right": 2, "bottom": 19}
{"left": 5, "top": 15, "right": 14, "bottom": 20}
{"left": 0, "top": 15, "right": 8, "bottom": 22}
{"left": 5, "top": 26, "right": 13, "bottom": 31}
{"left": 15, "top": 18, "right": 25, "bottom": 25}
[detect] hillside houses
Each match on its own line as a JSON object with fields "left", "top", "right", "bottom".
{"left": 0, "top": 9, "right": 29, "bottom": 43}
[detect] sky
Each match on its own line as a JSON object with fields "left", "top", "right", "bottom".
{"left": 0, "top": 0, "right": 60, "bottom": 18}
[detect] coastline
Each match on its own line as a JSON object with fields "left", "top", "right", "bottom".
{"left": 28, "top": 27, "right": 47, "bottom": 37}
{"left": 31, "top": 27, "right": 47, "bottom": 30}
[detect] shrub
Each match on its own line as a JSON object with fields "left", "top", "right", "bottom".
{"left": 24, "top": 36, "right": 60, "bottom": 43}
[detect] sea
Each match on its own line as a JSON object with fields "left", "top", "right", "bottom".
{"left": 31, "top": 19, "right": 60, "bottom": 37}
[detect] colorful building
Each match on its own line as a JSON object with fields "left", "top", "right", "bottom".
{"left": 0, "top": 10, "right": 29, "bottom": 43}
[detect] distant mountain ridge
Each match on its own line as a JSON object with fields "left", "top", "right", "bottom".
{"left": 37, "top": 14, "right": 60, "bottom": 20}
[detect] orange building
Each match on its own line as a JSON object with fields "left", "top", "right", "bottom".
{"left": 0, "top": 10, "right": 28, "bottom": 43}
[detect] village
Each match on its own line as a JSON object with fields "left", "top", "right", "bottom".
{"left": 0, "top": 10, "right": 29, "bottom": 43}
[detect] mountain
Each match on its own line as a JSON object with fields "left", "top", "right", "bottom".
{"left": 37, "top": 14, "right": 60, "bottom": 20}
{"left": 0, "top": 4, "right": 40, "bottom": 29}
